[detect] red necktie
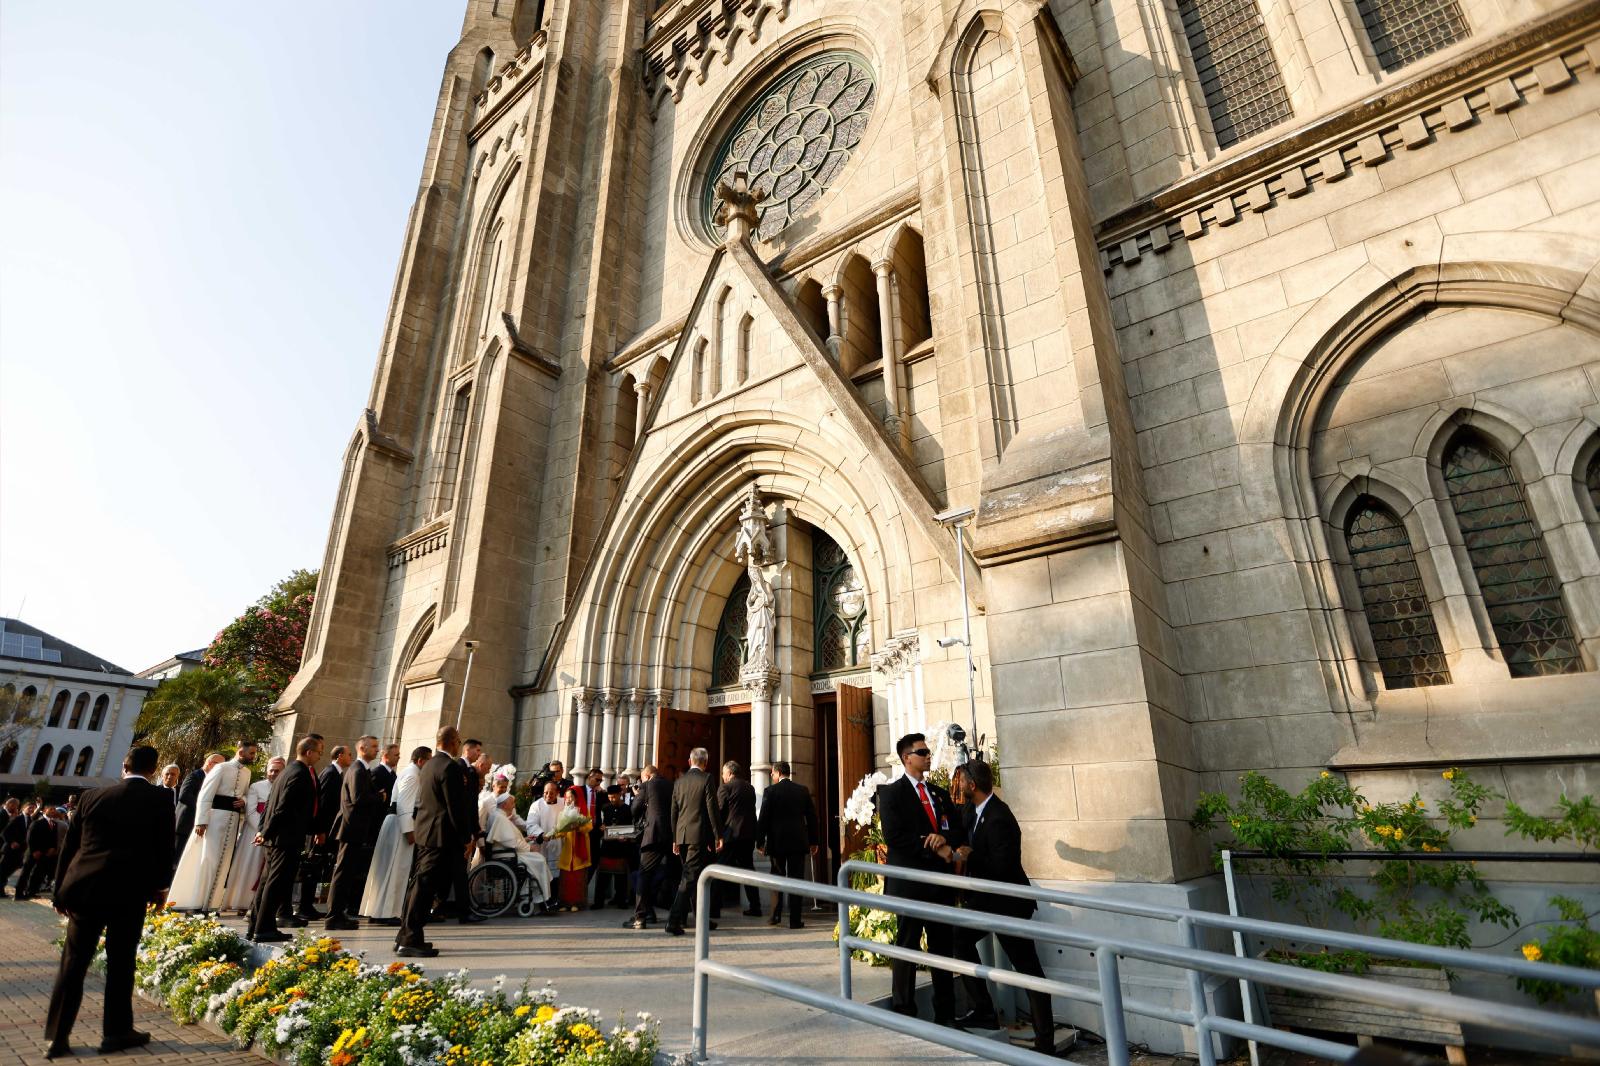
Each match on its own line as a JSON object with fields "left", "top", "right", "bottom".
{"left": 916, "top": 782, "right": 938, "bottom": 831}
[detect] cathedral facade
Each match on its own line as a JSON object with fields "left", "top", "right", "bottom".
{"left": 280, "top": 0, "right": 1599, "bottom": 1046}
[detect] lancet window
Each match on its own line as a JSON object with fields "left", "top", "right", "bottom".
{"left": 1344, "top": 497, "right": 1451, "bottom": 688}
{"left": 712, "top": 572, "right": 751, "bottom": 689}
{"left": 813, "top": 533, "right": 868, "bottom": 672}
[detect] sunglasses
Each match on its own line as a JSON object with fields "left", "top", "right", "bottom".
{"left": 908, "top": 748, "right": 932, "bottom": 758}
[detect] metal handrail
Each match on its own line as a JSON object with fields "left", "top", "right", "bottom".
{"left": 687, "top": 864, "right": 1600, "bottom": 1066}
{"left": 839, "top": 858, "right": 1600, "bottom": 986}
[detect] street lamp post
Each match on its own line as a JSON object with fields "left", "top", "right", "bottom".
{"left": 455, "top": 640, "right": 477, "bottom": 730}
{"left": 933, "top": 507, "right": 978, "bottom": 744}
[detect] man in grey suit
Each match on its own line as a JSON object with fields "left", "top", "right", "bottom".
{"left": 663, "top": 747, "right": 723, "bottom": 936}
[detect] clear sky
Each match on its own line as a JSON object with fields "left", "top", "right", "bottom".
{"left": 1, "top": 2, "right": 465, "bottom": 672}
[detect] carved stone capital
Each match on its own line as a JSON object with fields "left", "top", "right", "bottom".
{"left": 600, "top": 689, "right": 622, "bottom": 714}
{"left": 741, "top": 665, "right": 780, "bottom": 700}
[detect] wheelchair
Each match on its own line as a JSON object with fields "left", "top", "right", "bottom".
{"left": 466, "top": 843, "right": 548, "bottom": 919}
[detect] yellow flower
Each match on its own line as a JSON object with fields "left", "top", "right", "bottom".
{"left": 1421, "top": 843, "right": 1440, "bottom": 853}
{"left": 1468, "top": 815, "right": 1477, "bottom": 825}
{"left": 1416, "top": 800, "right": 1425, "bottom": 808}
{"left": 1442, "top": 769, "right": 1455, "bottom": 781}
{"left": 1522, "top": 943, "right": 1543, "bottom": 962}
{"left": 1319, "top": 771, "right": 1331, "bottom": 779}
{"left": 1392, "top": 828, "right": 1404, "bottom": 841}
{"left": 535, "top": 1005, "right": 556, "bottom": 1024}
{"left": 514, "top": 1004, "right": 532, "bottom": 1017}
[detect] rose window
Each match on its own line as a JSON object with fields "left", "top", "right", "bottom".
{"left": 703, "top": 52, "right": 876, "bottom": 242}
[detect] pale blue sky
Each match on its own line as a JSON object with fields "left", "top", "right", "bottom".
{"left": 1, "top": 2, "right": 464, "bottom": 671}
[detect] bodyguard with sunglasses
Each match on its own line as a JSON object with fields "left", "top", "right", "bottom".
{"left": 876, "top": 732, "right": 966, "bottom": 1026}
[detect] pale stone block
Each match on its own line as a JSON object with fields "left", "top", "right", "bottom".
{"left": 991, "top": 657, "right": 1066, "bottom": 716}
{"left": 1076, "top": 761, "right": 1168, "bottom": 820}
{"left": 1437, "top": 180, "right": 1551, "bottom": 235}
{"left": 1059, "top": 645, "right": 1150, "bottom": 708}
{"left": 1000, "top": 703, "right": 1158, "bottom": 766}
{"left": 1048, "top": 541, "right": 1128, "bottom": 603}
{"left": 1326, "top": 170, "right": 1462, "bottom": 246}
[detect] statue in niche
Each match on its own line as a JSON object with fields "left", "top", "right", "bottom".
{"left": 744, "top": 572, "right": 776, "bottom": 672}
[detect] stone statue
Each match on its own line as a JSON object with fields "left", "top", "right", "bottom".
{"left": 744, "top": 570, "right": 776, "bottom": 671}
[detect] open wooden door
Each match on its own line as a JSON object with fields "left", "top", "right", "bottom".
{"left": 654, "top": 705, "right": 716, "bottom": 781}
{"left": 836, "top": 684, "right": 874, "bottom": 856}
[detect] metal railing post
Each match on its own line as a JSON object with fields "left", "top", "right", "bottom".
{"left": 1179, "top": 917, "right": 1218, "bottom": 1066}
{"left": 1221, "top": 849, "right": 1261, "bottom": 1066}
{"left": 839, "top": 884, "right": 854, "bottom": 1001}
{"left": 692, "top": 866, "right": 712, "bottom": 1062}
{"left": 1096, "top": 949, "right": 1130, "bottom": 1066}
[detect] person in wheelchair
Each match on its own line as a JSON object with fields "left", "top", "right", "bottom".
{"left": 469, "top": 793, "right": 554, "bottom": 918}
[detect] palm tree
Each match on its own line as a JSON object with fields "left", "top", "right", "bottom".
{"left": 135, "top": 668, "right": 270, "bottom": 773}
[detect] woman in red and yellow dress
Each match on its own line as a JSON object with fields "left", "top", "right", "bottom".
{"left": 556, "top": 785, "right": 592, "bottom": 911}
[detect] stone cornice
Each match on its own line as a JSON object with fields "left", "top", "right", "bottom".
{"left": 387, "top": 518, "right": 450, "bottom": 569}
{"left": 642, "top": 0, "right": 793, "bottom": 112}
{"left": 1096, "top": 7, "right": 1600, "bottom": 274}
{"left": 469, "top": 35, "right": 547, "bottom": 140}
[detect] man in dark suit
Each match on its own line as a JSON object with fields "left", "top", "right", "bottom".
{"left": 293, "top": 743, "right": 348, "bottom": 920}
{"left": 757, "top": 760, "right": 819, "bottom": 928}
{"left": 712, "top": 761, "right": 761, "bottom": 919}
{"left": 0, "top": 798, "right": 32, "bottom": 897}
{"left": 396, "top": 726, "right": 481, "bottom": 957}
{"left": 373, "top": 743, "right": 400, "bottom": 806}
{"left": 663, "top": 747, "right": 724, "bottom": 936}
{"left": 949, "top": 760, "right": 1054, "bottom": 1052}
{"left": 18, "top": 805, "right": 65, "bottom": 899}
{"left": 878, "top": 732, "right": 966, "bottom": 1025}
{"left": 44, "top": 745, "right": 174, "bottom": 1059}
{"left": 326, "top": 735, "right": 387, "bottom": 928}
{"left": 249, "top": 735, "right": 323, "bottom": 941}
{"left": 625, "top": 764, "right": 673, "bottom": 929}
{"left": 172, "top": 754, "right": 221, "bottom": 870}
{"left": 460, "top": 738, "right": 484, "bottom": 790}
{"left": 158, "top": 765, "right": 180, "bottom": 811}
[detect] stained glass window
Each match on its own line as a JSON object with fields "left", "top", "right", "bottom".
{"left": 1443, "top": 432, "right": 1583, "bottom": 677}
{"left": 704, "top": 52, "right": 875, "bottom": 242}
{"left": 1345, "top": 497, "right": 1451, "bottom": 688}
{"left": 813, "top": 533, "right": 869, "bottom": 673}
{"left": 1354, "top": 0, "right": 1468, "bottom": 74}
{"left": 712, "top": 572, "right": 750, "bottom": 688}
{"left": 1178, "top": 0, "right": 1292, "bottom": 148}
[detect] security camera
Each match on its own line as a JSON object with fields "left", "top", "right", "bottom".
{"left": 936, "top": 636, "right": 966, "bottom": 649}
{"left": 933, "top": 506, "right": 976, "bottom": 526}
{"left": 464, "top": 640, "right": 479, "bottom": 650}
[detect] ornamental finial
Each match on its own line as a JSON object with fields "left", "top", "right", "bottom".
{"left": 714, "top": 171, "right": 765, "bottom": 247}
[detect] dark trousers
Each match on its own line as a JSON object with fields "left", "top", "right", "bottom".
{"left": 294, "top": 838, "right": 330, "bottom": 915}
{"left": 711, "top": 839, "right": 761, "bottom": 916}
{"left": 633, "top": 846, "right": 669, "bottom": 921}
{"left": 954, "top": 923, "right": 1055, "bottom": 1050}
{"left": 327, "top": 840, "right": 375, "bottom": 918}
{"left": 889, "top": 888, "right": 956, "bottom": 1021}
{"left": 665, "top": 844, "right": 713, "bottom": 929}
{"left": 249, "top": 843, "right": 302, "bottom": 937}
{"left": 768, "top": 851, "right": 809, "bottom": 926}
{"left": 22, "top": 852, "right": 56, "bottom": 897}
{"left": 0, "top": 844, "right": 24, "bottom": 892}
{"left": 46, "top": 904, "right": 143, "bottom": 1045}
{"left": 400, "top": 844, "right": 461, "bottom": 948}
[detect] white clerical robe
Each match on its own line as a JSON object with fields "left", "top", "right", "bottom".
{"left": 477, "top": 806, "right": 552, "bottom": 901}
{"left": 221, "top": 778, "right": 272, "bottom": 912}
{"left": 360, "top": 763, "right": 419, "bottom": 920}
{"left": 170, "top": 759, "right": 251, "bottom": 911}
{"left": 526, "top": 799, "right": 564, "bottom": 874}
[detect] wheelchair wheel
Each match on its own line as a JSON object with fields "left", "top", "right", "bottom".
{"left": 467, "top": 860, "right": 518, "bottom": 918}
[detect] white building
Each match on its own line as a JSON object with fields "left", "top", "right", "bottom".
{"left": 0, "top": 619, "right": 155, "bottom": 792}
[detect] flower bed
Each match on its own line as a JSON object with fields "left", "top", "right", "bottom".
{"left": 135, "top": 907, "right": 660, "bottom": 1065}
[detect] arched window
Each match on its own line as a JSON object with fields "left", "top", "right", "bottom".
{"left": 31, "top": 744, "right": 53, "bottom": 776}
{"left": 737, "top": 314, "right": 753, "bottom": 385}
{"left": 1586, "top": 448, "right": 1600, "bottom": 518}
{"left": 17, "top": 685, "right": 36, "bottom": 723}
{"left": 840, "top": 255, "right": 882, "bottom": 375}
{"left": 53, "top": 745, "right": 73, "bottom": 776}
{"left": 68, "top": 692, "right": 89, "bottom": 729}
{"left": 616, "top": 372, "right": 639, "bottom": 453}
{"left": 814, "top": 532, "right": 869, "bottom": 672}
{"left": 1353, "top": 0, "right": 1468, "bottom": 74}
{"left": 74, "top": 747, "right": 94, "bottom": 776}
{"left": 795, "top": 278, "right": 829, "bottom": 349}
{"left": 88, "top": 694, "right": 109, "bottom": 731}
{"left": 712, "top": 573, "right": 751, "bottom": 689}
{"left": 47, "top": 691, "right": 69, "bottom": 727}
{"left": 1345, "top": 497, "right": 1451, "bottom": 688}
{"left": 1177, "top": 0, "right": 1292, "bottom": 148}
{"left": 1443, "top": 431, "right": 1582, "bottom": 677}
{"left": 888, "top": 227, "right": 931, "bottom": 354}
{"left": 691, "top": 337, "right": 708, "bottom": 405}
{"left": 0, "top": 742, "right": 17, "bottom": 773}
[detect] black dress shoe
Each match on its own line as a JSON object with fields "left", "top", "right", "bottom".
{"left": 742, "top": 907, "right": 763, "bottom": 917}
{"left": 253, "top": 930, "right": 291, "bottom": 943}
{"left": 371, "top": 917, "right": 401, "bottom": 926}
{"left": 789, "top": 921, "right": 807, "bottom": 930}
{"left": 324, "top": 916, "right": 360, "bottom": 931}
{"left": 98, "top": 1030, "right": 151, "bottom": 1053}
{"left": 458, "top": 913, "right": 486, "bottom": 924}
{"left": 623, "top": 918, "right": 648, "bottom": 930}
{"left": 44, "top": 1042, "right": 73, "bottom": 1059}
{"left": 664, "top": 925, "right": 685, "bottom": 936}
{"left": 954, "top": 1010, "right": 1000, "bottom": 1030}
{"left": 297, "top": 908, "right": 326, "bottom": 920}
{"left": 767, "top": 914, "right": 781, "bottom": 926}
{"left": 395, "top": 945, "right": 438, "bottom": 958}
{"left": 282, "top": 915, "right": 309, "bottom": 928}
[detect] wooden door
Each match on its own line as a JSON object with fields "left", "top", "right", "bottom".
{"left": 714, "top": 704, "right": 751, "bottom": 775}
{"left": 836, "top": 684, "right": 874, "bottom": 855}
{"left": 655, "top": 705, "right": 716, "bottom": 781}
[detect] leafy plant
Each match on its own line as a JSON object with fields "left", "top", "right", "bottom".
{"left": 134, "top": 667, "right": 270, "bottom": 775}
{"left": 1504, "top": 795, "right": 1600, "bottom": 853}
{"left": 1518, "top": 896, "right": 1600, "bottom": 1004}
{"left": 205, "top": 568, "right": 317, "bottom": 701}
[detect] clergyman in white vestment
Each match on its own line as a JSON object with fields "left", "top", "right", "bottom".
{"left": 222, "top": 756, "right": 283, "bottom": 912}
{"left": 170, "top": 742, "right": 259, "bottom": 911}
{"left": 526, "top": 780, "right": 565, "bottom": 875}
{"left": 360, "top": 747, "right": 429, "bottom": 921}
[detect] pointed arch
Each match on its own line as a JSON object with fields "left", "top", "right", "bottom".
{"left": 31, "top": 743, "right": 53, "bottom": 776}
{"left": 386, "top": 605, "right": 439, "bottom": 742}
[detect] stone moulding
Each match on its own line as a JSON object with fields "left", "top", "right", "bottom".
{"left": 643, "top": 0, "right": 794, "bottom": 113}
{"left": 469, "top": 33, "right": 547, "bottom": 138}
{"left": 1095, "top": 13, "right": 1600, "bottom": 275}
{"left": 387, "top": 518, "right": 450, "bottom": 569}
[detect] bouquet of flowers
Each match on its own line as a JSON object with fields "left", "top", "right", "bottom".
{"left": 554, "top": 806, "right": 593, "bottom": 836}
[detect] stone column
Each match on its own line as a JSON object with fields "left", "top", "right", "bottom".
{"left": 647, "top": 691, "right": 663, "bottom": 768}
{"left": 632, "top": 382, "right": 652, "bottom": 442}
{"left": 569, "top": 688, "right": 592, "bottom": 773}
{"left": 599, "top": 689, "right": 620, "bottom": 779}
{"left": 872, "top": 259, "right": 904, "bottom": 441}
{"left": 744, "top": 666, "right": 779, "bottom": 800}
{"left": 624, "top": 688, "right": 644, "bottom": 777}
{"left": 822, "top": 284, "right": 844, "bottom": 364}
